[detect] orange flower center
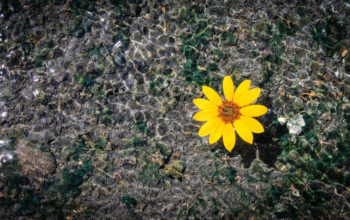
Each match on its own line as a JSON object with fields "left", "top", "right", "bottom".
{"left": 218, "top": 100, "right": 240, "bottom": 124}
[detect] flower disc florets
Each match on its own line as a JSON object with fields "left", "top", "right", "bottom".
{"left": 218, "top": 100, "right": 240, "bottom": 124}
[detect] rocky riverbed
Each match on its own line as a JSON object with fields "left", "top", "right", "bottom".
{"left": 0, "top": 0, "right": 350, "bottom": 219}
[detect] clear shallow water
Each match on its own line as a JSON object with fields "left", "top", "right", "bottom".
{"left": 0, "top": 0, "right": 350, "bottom": 219}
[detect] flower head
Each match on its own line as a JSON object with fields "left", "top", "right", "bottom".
{"left": 193, "top": 76, "right": 268, "bottom": 151}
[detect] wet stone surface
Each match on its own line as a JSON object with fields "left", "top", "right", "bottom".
{"left": 16, "top": 140, "right": 56, "bottom": 179}
{"left": 0, "top": 0, "right": 350, "bottom": 219}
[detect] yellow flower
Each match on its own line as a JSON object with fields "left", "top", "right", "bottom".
{"left": 193, "top": 76, "right": 268, "bottom": 151}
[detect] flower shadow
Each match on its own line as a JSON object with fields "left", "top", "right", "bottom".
{"left": 226, "top": 111, "right": 288, "bottom": 168}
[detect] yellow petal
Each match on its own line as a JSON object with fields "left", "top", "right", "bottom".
{"left": 240, "top": 105, "right": 268, "bottom": 117}
{"left": 202, "top": 86, "right": 222, "bottom": 106}
{"left": 209, "top": 121, "right": 225, "bottom": 144}
{"left": 236, "top": 88, "right": 261, "bottom": 107}
{"left": 193, "top": 98, "right": 218, "bottom": 110}
{"left": 222, "top": 123, "right": 236, "bottom": 151}
{"left": 193, "top": 110, "right": 218, "bottom": 121}
{"left": 234, "top": 118, "right": 253, "bottom": 144}
{"left": 239, "top": 116, "right": 264, "bottom": 133}
{"left": 198, "top": 117, "right": 221, "bottom": 136}
{"left": 233, "top": 80, "right": 250, "bottom": 102}
{"left": 223, "top": 76, "right": 234, "bottom": 101}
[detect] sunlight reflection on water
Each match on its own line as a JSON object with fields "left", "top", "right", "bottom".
{"left": 0, "top": 140, "right": 14, "bottom": 167}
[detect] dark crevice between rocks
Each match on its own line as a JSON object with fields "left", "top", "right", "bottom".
{"left": 158, "top": 145, "right": 173, "bottom": 170}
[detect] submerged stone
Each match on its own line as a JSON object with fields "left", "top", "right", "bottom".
{"left": 165, "top": 160, "right": 185, "bottom": 179}
{"left": 16, "top": 141, "right": 56, "bottom": 179}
